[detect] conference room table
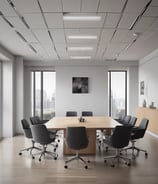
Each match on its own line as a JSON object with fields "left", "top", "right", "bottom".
{"left": 46, "top": 116, "right": 120, "bottom": 155}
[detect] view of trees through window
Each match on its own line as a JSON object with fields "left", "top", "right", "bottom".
{"left": 108, "top": 71, "right": 127, "bottom": 119}
{"left": 31, "top": 71, "right": 56, "bottom": 120}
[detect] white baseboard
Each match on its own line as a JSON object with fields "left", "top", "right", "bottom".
{"left": 147, "top": 130, "right": 158, "bottom": 139}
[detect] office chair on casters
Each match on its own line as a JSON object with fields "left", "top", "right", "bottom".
{"left": 31, "top": 124, "right": 58, "bottom": 161}
{"left": 128, "top": 116, "right": 137, "bottom": 127}
{"left": 117, "top": 115, "right": 132, "bottom": 125}
{"left": 64, "top": 126, "right": 89, "bottom": 169}
{"left": 124, "top": 118, "right": 149, "bottom": 158}
{"left": 104, "top": 125, "right": 132, "bottom": 167}
{"left": 66, "top": 111, "right": 77, "bottom": 117}
{"left": 30, "top": 116, "right": 60, "bottom": 147}
{"left": 19, "top": 119, "right": 41, "bottom": 157}
{"left": 82, "top": 111, "right": 93, "bottom": 117}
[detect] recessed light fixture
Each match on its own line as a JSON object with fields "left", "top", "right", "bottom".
{"left": 68, "top": 35, "right": 97, "bottom": 39}
{"left": 63, "top": 15, "right": 101, "bottom": 21}
{"left": 70, "top": 56, "right": 91, "bottom": 59}
{"left": 68, "top": 47, "right": 94, "bottom": 51}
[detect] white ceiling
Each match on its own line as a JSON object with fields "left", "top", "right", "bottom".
{"left": 0, "top": 0, "right": 158, "bottom": 63}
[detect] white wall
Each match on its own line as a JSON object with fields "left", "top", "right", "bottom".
{"left": 0, "top": 61, "right": 2, "bottom": 138}
{"left": 139, "top": 49, "right": 158, "bottom": 107}
{"left": 56, "top": 66, "right": 108, "bottom": 116}
{"left": 2, "top": 60, "right": 14, "bottom": 137}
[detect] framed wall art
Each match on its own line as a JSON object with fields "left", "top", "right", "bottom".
{"left": 72, "top": 77, "right": 88, "bottom": 93}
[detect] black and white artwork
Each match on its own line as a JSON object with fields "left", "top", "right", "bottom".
{"left": 140, "top": 81, "right": 145, "bottom": 95}
{"left": 72, "top": 77, "right": 88, "bottom": 93}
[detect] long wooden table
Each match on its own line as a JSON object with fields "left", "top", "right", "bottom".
{"left": 46, "top": 116, "right": 119, "bottom": 155}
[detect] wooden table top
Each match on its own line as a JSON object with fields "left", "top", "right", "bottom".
{"left": 46, "top": 116, "right": 120, "bottom": 130}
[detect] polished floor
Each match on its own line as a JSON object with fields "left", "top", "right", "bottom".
{"left": 0, "top": 132, "right": 158, "bottom": 184}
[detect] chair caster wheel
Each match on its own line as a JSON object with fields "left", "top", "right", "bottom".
{"left": 54, "top": 148, "right": 56, "bottom": 152}
{"left": 127, "top": 162, "right": 131, "bottom": 166}
{"left": 39, "top": 159, "right": 41, "bottom": 162}
{"left": 54, "top": 157, "right": 57, "bottom": 160}
{"left": 19, "top": 152, "right": 22, "bottom": 155}
{"left": 32, "top": 156, "right": 35, "bottom": 159}
{"left": 145, "top": 152, "right": 148, "bottom": 157}
{"left": 64, "top": 165, "right": 68, "bottom": 169}
{"left": 104, "top": 159, "right": 107, "bottom": 163}
{"left": 85, "top": 165, "right": 88, "bottom": 169}
{"left": 88, "top": 160, "right": 90, "bottom": 163}
{"left": 111, "top": 164, "right": 115, "bottom": 167}
{"left": 58, "top": 140, "right": 60, "bottom": 143}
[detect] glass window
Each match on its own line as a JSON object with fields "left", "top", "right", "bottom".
{"left": 31, "top": 71, "right": 56, "bottom": 120}
{"left": 108, "top": 71, "right": 127, "bottom": 118}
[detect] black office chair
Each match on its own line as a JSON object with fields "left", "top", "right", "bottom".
{"left": 30, "top": 116, "right": 60, "bottom": 146}
{"left": 64, "top": 126, "right": 89, "bottom": 169}
{"left": 104, "top": 125, "right": 132, "bottom": 167}
{"left": 82, "top": 111, "right": 93, "bottom": 116}
{"left": 125, "top": 118, "right": 149, "bottom": 158}
{"left": 30, "top": 116, "right": 47, "bottom": 125}
{"left": 128, "top": 116, "right": 137, "bottom": 127}
{"left": 66, "top": 111, "right": 77, "bottom": 117}
{"left": 115, "top": 115, "right": 131, "bottom": 125}
{"left": 31, "top": 124, "right": 58, "bottom": 161}
{"left": 19, "top": 119, "right": 41, "bottom": 156}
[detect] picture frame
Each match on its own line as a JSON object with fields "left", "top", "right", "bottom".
{"left": 140, "top": 81, "right": 144, "bottom": 95}
{"left": 72, "top": 77, "right": 88, "bottom": 93}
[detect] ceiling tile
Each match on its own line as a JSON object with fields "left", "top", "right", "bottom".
{"left": 99, "top": 29, "right": 115, "bottom": 45}
{"left": 133, "top": 17, "right": 156, "bottom": 33}
{"left": 124, "top": 0, "right": 150, "bottom": 13}
{"left": 105, "top": 42, "right": 128, "bottom": 54}
{"left": 151, "top": 0, "right": 158, "bottom": 6}
{"left": 144, "top": 6, "right": 158, "bottom": 17}
{"left": 81, "top": 0, "right": 99, "bottom": 12}
{"left": 12, "top": 0, "right": 40, "bottom": 13}
{"left": 18, "top": 29, "right": 38, "bottom": 43}
{"left": 98, "top": 0, "right": 126, "bottom": 13}
{"left": 112, "top": 29, "right": 136, "bottom": 43}
{"left": 32, "top": 30, "right": 52, "bottom": 44}
{"left": 118, "top": 13, "right": 139, "bottom": 29}
{"left": 55, "top": 44, "right": 69, "bottom": 58}
{"left": 104, "top": 13, "right": 121, "bottom": 28}
{"left": 63, "top": 13, "right": 106, "bottom": 28}
{"left": 150, "top": 18, "right": 158, "bottom": 30}
{"left": 0, "top": 0, "right": 17, "bottom": 16}
{"left": 62, "top": 0, "right": 81, "bottom": 12}
{"left": 45, "top": 13, "right": 63, "bottom": 28}
{"left": 39, "top": 0, "right": 62, "bottom": 12}
{"left": 42, "top": 44, "right": 58, "bottom": 59}
{"left": 49, "top": 29, "right": 65, "bottom": 43}
{"left": 7, "top": 16, "right": 27, "bottom": 29}
{"left": 24, "top": 13, "right": 46, "bottom": 29}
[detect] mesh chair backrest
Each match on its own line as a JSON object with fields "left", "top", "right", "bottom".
{"left": 30, "top": 116, "right": 40, "bottom": 125}
{"left": 66, "top": 111, "right": 77, "bottom": 117}
{"left": 82, "top": 111, "right": 93, "bottom": 116}
{"left": 128, "top": 116, "right": 137, "bottom": 127}
{"left": 31, "top": 124, "right": 52, "bottom": 145}
{"left": 66, "top": 126, "right": 88, "bottom": 150}
{"left": 21, "top": 119, "right": 32, "bottom": 139}
{"left": 111, "top": 125, "right": 132, "bottom": 149}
